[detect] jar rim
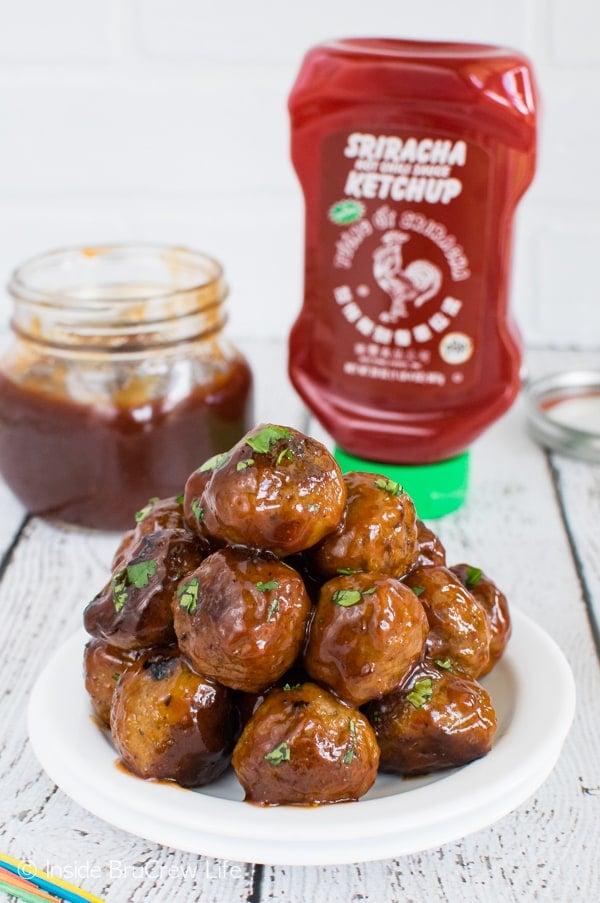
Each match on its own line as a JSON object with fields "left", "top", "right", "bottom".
{"left": 8, "top": 243, "right": 224, "bottom": 307}
{"left": 7, "top": 243, "right": 228, "bottom": 351}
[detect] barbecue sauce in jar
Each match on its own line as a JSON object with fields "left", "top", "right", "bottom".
{"left": 0, "top": 245, "right": 253, "bottom": 530}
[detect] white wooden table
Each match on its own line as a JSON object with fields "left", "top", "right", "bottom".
{"left": 0, "top": 340, "right": 598, "bottom": 903}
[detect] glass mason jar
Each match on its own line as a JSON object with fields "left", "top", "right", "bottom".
{"left": 0, "top": 244, "right": 253, "bottom": 530}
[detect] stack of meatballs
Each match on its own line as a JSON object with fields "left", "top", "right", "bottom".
{"left": 83, "top": 423, "right": 508, "bottom": 806}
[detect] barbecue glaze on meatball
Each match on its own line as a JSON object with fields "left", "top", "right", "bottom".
{"left": 450, "top": 563, "right": 511, "bottom": 675}
{"left": 414, "top": 519, "right": 447, "bottom": 567}
{"left": 174, "top": 546, "right": 312, "bottom": 693}
{"left": 304, "top": 573, "right": 428, "bottom": 706}
{"left": 112, "top": 495, "right": 203, "bottom": 571}
{"left": 84, "top": 528, "right": 207, "bottom": 650}
{"left": 110, "top": 652, "right": 236, "bottom": 787}
{"left": 83, "top": 638, "right": 147, "bottom": 727}
{"left": 404, "top": 565, "right": 491, "bottom": 678}
{"left": 184, "top": 423, "right": 347, "bottom": 556}
{"left": 308, "top": 471, "right": 418, "bottom": 580}
{"left": 366, "top": 660, "right": 497, "bottom": 775}
{"left": 232, "top": 682, "right": 379, "bottom": 805}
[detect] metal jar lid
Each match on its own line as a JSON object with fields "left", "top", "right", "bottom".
{"left": 526, "top": 370, "right": 600, "bottom": 461}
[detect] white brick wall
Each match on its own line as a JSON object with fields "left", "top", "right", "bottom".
{"left": 0, "top": 0, "right": 598, "bottom": 347}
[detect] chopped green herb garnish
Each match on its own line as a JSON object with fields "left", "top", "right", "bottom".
{"left": 112, "top": 672, "right": 121, "bottom": 682}
{"left": 264, "top": 741, "right": 291, "bottom": 766}
{"left": 332, "top": 585, "right": 377, "bottom": 606}
{"left": 191, "top": 498, "right": 204, "bottom": 522}
{"left": 126, "top": 559, "right": 158, "bottom": 589}
{"left": 343, "top": 718, "right": 357, "bottom": 765}
{"left": 246, "top": 425, "right": 292, "bottom": 454}
{"left": 412, "top": 585, "right": 425, "bottom": 597}
{"left": 111, "top": 559, "right": 157, "bottom": 611}
{"left": 236, "top": 458, "right": 254, "bottom": 472}
{"left": 435, "top": 659, "right": 453, "bottom": 671}
{"left": 175, "top": 494, "right": 184, "bottom": 506}
{"left": 282, "top": 682, "right": 301, "bottom": 691}
{"left": 177, "top": 576, "right": 199, "bottom": 614}
{"left": 198, "top": 451, "right": 230, "bottom": 473}
{"left": 134, "top": 497, "right": 158, "bottom": 523}
{"left": 466, "top": 566, "right": 483, "bottom": 588}
{"left": 266, "top": 598, "right": 280, "bottom": 621}
{"left": 276, "top": 447, "right": 294, "bottom": 465}
{"left": 256, "top": 580, "right": 280, "bottom": 592}
{"left": 406, "top": 677, "right": 434, "bottom": 709}
{"left": 332, "top": 589, "right": 363, "bottom": 607}
{"left": 111, "top": 570, "right": 128, "bottom": 613}
{"left": 374, "top": 477, "right": 402, "bottom": 496}
{"left": 337, "top": 567, "right": 360, "bottom": 576}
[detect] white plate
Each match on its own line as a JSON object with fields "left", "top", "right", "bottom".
{"left": 27, "top": 608, "right": 575, "bottom": 865}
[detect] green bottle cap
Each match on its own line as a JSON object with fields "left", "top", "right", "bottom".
{"left": 333, "top": 447, "right": 470, "bottom": 519}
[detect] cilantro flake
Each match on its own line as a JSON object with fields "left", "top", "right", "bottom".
{"left": 111, "top": 570, "right": 128, "bottom": 613}
{"left": 337, "top": 567, "right": 360, "bottom": 576}
{"left": 406, "top": 677, "right": 434, "bottom": 709}
{"left": 191, "top": 498, "right": 204, "bottom": 522}
{"left": 198, "top": 451, "right": 230, "bottom": 473}
{"left": 134, "top": 497, "right": 158, "bottom": 523}
{"left": 245, "top": 425, "right": 292, "bottom": 455}
{"left": 236, "top": 458, "right": 254, "bottom": 472}
{"left": 175, "top": 494, "right": 184, "bottom": 506}
{"left": 276, "top": 447, "right": 294, "bottom": 465}
{"left": 466, "top": 566, "right": 483, "bottom": 588}
{"left": 126, "top": 559, "right": 158, "bottom": 589}
{"left": 282, "top": 682, "right": 301, "bottom": 691}
{"left": 332, "top": 589, "right": 363, "bottom": 607}
{"left": 266, "top": 598, "right": 280, "bottom": 621}
{"left": 435, "top": 659, "right": 453, "bottom": 671}
{"left": 374, "top": 477, "right": 402, "bottom": 496}
{"left": 264, "top": 741, "right": 291, "bottom": 766}
{"left": 177, "top": 576, "right": 200, "bottom": 614}
{"left": 256, "top": 580, "right": 280, "bottom": 592}
{"left": 412, "top": 585, "right": 425, "bottom": 597}
{"left": 332, "top": 585, "right": 377, "bottom": 606}
{"left": 343, "top": 718, "right": 357, "bottom": 765}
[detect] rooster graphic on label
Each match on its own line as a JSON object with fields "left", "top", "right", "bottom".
{"left": 373, "top": 230, "right": 442, "bottom": 322}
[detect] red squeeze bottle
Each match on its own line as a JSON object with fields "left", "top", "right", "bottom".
{"left": 288, "top": 39, "right": 538, "bottom": 516}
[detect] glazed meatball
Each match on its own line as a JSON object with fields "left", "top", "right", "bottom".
{"left": 184, "top": 423, "right": 347, "bottom": 556}
{"left": 84, "top": 528, "right": 207, "bottom": 650}
{"left": 236, "top": 662, "right": 310, "bottom": 729}
{"left": 83, "top": 638, "right": 146, "bottom": 726}
{"left": 404, "top": 565, "right": 491, "bottom": 678}
{"left": 232, "top": 683, "right": 379, "bottom": 805}
{"left": 414, "top": 519, "right": 447, "bottom": 567}
{"left": 112, "top": 494, "right": 200, "bottom": 570}
{"left": 366, "top": 660, "right": 497, "bottom": 775}
{"left": 450, "top": 563, "right": 511, "bottom": 674}
{"left": 110, "top": 652, "right": 236, "bottom": 787}
{"left": 308, "top": 471, "right": 418, "bottom": 580}
{"left": 304, "top": 573, "right": 428, "bottom": 706}
{"left": 173, "top": 547, "right": 312, "bottom": 693}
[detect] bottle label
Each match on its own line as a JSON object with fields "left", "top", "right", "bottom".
{"left": 316, "top": 130, "right": 491, "bottom": 399}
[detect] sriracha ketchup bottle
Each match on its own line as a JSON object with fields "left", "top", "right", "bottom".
{"left": 288, "top": 39, "right": 538, "bottom": 516}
